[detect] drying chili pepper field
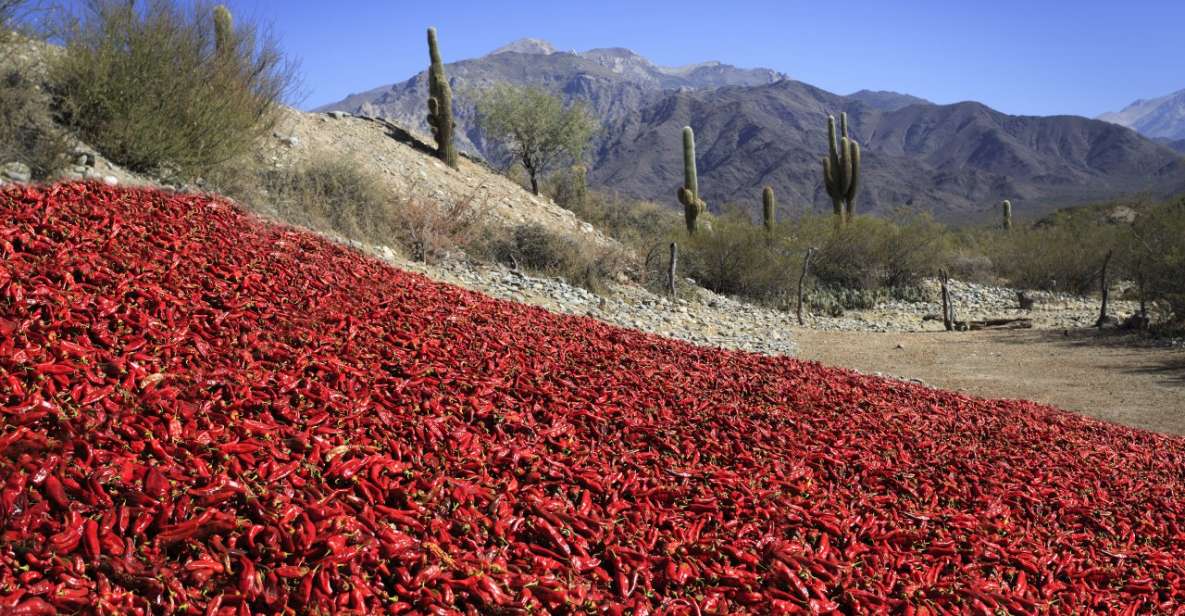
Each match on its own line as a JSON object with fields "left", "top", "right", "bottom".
{"left": 2, "top": 183, "right": 1184, "bottom": 615}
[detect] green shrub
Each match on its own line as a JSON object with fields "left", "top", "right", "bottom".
{"left": 681, "top": 209, "right": 790, "bottom": 300}
{"left": 982, "top": 215, "right": 1120, "bottom": 294}
{"left": 262, "top": 157, "right": 391, "bottom": 243}
{"left": 50, "top": 0, "right": 297, "bottom": 178}
{"left": 565, "top": 190, "right": 681, "bottom": 249}
{"left": 1123, "top": 199, "right": 1185, "bottom": 322}
{"left": 0, "top": 68, "right": 70, "bottom": 179}
{"left": 789, "top": 211, "right": 951, "bottom": 293}
{"left": 485, "top": 222, "right": 629, "bottom": 294}
{"left": 0, "top": 1, "right": 37, "bottom": 43}
{"left": 1, "top": 1, "right": 22, "bottom": 37}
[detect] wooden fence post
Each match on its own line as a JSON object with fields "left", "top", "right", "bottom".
{"left": 1096, "top": 249, "right": 1113, "bottom": 329}
{"left": 939, "top": 269, "right": 954, "bottom": 332}
{"left": 796, "top": 247, "right": 815, "bottom": 326}
{"left": 667, "top": 242, "right": 678, "bottom": 297}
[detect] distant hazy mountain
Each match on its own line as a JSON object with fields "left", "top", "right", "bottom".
{"left": 316, "top": 38, "right": 785, "bottom": 155}
{"left": 320, "top": 38, "right": 1185, "bottom": 223}
{"left": 1162, "top": 138, "right": 1185, "bottom": 154}
{"left": 1099, "top": 89, "right": 1185, "bottom": 141}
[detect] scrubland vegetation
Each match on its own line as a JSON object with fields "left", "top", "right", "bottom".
{"left": 553, "top": 172, "right": 1185, "bottom": 325}
{"left": 50, "top": 0, "right": 297, "bottom": 179}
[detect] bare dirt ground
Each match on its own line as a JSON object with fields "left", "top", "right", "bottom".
{"left": 795, "top": 328, "right": 1185, "bottom": 435}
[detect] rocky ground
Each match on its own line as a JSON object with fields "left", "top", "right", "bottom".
{"left": 338, "top": 239, "right": 802, "bottom": 356}
{"left": 804, "top": 279, "right": 1141, "bottom": 333}
{"left": 335, "top": 229, "right": 1151, "bottom": 360}
{"left": 796, "top": 328, "right": 1185, "bottom": 435}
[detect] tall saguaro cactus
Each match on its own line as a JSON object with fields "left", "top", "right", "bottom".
{"left": 677, "top": 126, "right": 706, "bottom": 234}
{"left": 426, "top": 27, "right": 458, "bottom": 169}
{"left": 1002, "top": 199, "right": 1013, "bottom": 231}
{"left": 762, "top": 186, "right": 776, "bottom": 232}
{"left": 822, "top": 113, "right": 861, "bottom": 224}
{"left": 213, "top": 5, "right": 233, "bottom": 56}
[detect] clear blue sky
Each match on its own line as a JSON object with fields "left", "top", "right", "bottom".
{"left": 207, "top": 0, "right": 1183, "bottom": 117}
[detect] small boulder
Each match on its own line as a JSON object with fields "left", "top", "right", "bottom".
{"left": 274, "top": 132, "right": 301, "bottom": 147}
{"left": 1121, "top": 312, "right": 1151, "bottom": 331}
{"left": 327, "top": 111, "right": 350, "bottom": 120}
{"left": 1105, "top": 206, "right": 1138, "bottom": 225}
{"left": 1, "top": 162, "right": 32, "bottom": 183}
{"left": 102, "top": 176, "right": 119, "bottom": 186}
{"left": 1096, "top": 315, "right": 1121, "bottom": 328}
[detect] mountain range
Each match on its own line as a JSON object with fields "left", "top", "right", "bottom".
{"left": 320, "top": 38, "right": 1185, "bottom": 223}
{"left": 1099, "top": 89, "right": 1185, "bottom": 146}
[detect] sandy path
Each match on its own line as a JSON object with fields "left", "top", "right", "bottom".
{"left": 794, "top": 329, "right": 1185, "bottom": 435}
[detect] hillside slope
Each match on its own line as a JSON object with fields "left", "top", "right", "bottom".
{"left": 2, "top": 183, "right": 1185, "bottom": 613}
{"left": 261, "top": 108, "right": 610, "bottom": 243}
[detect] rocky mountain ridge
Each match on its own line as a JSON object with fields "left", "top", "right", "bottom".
{"left": 591, "top": 81, "right": 1185, "bottom": 222}
{"left": 316, "top": 37, "right": 784, "bottom": 157}
{"left": 321, "top": 38, "right": 1185, "bottom": 223}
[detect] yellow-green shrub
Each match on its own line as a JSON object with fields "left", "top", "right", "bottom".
{"left": 51, "top": 0, "right": 297, "bottom": 178}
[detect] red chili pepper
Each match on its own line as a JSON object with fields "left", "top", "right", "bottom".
{"left": 83, "top": 518, "right": 101, "bottom": 559}
{"left": 43, "top": 475, "right": 69, "bottom": 509}
{"left": 4, "top": 184, "right": 1185, "bottom": 614}
{"left": 9, "top": 597, "right": 55, "bottom": 616}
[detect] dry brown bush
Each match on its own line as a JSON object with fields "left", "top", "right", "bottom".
{"left": 390, "top": 187, "right": 485, "bottom": 263}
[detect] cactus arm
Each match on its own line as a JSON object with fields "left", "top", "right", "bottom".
{"left": 426, "top": 27, "right": 457, "bottom": 169}
{"left": 838, "top": 137, "right": 853, "bottom": 196}
{"left": 762, "top": 186, "right": 776, "bottom": 231}
{"left": 845, "top": 140, "right": 861, "bottom": 218}
{"left": 682, "top": 126, "right": 698, "bottom": 202}
{"left": 213, "top": 5, "right": 233, "bottom": 56}
{"left": 427, "top": 27, "right": 443, "bottom": 67}
{"left": 824, "top": 156, "right": 842, "bottom": 217}
{"left": 824, "top": 158, "right": 843, "bottom": 218}
{"left": 679, "top": 187, "right": 699, "bottom": 234}
{"left": 827, "top": 116, "right": 840, "bottom": 178}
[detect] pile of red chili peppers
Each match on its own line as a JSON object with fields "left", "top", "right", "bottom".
{"left": 1, "top": 183, "right": 1184, "bottom": 614}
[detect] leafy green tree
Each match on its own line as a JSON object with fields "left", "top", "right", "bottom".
{"left": 476, "top": 84, "right": 596, "bottom": 196}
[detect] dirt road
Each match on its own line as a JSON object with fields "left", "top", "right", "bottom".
{"left": 795, "top": 328, "right": 1185, "bottom": 435}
